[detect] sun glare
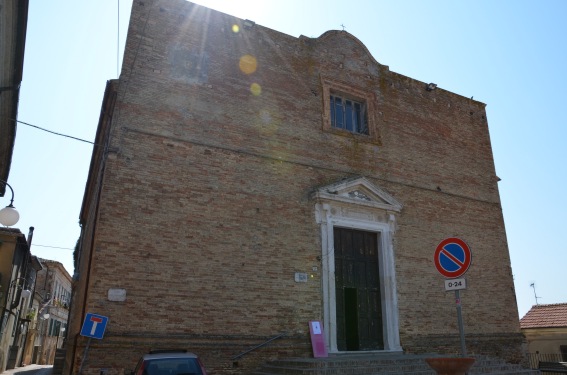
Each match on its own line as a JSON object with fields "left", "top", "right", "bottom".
{"left": 191, "top": 0, "right": 271, "bottom": 24}
{"left": 239, "top": 54, "right": 257, "bottom": 75}
{"left": 250, "top": 83, "right": 261, "bottom": 96}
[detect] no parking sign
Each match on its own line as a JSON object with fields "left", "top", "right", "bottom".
{"left": 434, "top": 237, "right": 472, "bottom": 279}
{"left": 433, "top": 237, "right": 472, "bottom": 357}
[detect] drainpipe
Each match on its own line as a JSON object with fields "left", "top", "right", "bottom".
{"left": 27, "top": 226, "right": 34, "bottom": 247}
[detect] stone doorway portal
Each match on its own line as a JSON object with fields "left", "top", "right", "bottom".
{"left": 313, "top": 176, "right": 403, "bottom": 353}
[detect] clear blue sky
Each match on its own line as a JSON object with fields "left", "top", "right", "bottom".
{"left": 8, "top": 0, "right": 566, "bottom": 319}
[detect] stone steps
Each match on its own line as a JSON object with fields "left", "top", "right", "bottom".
{"left": 250, "top": 354, "right": 539, "bottom": 375}
{"left": 52, "top": 348, "right": 66, "bottom": 374}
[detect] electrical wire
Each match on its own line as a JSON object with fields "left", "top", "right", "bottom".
{"left": 14, "top": 119, "right": 100, "bottom": 146}
{"left": 33, "top": 244, "right": 74, "bottom": 250}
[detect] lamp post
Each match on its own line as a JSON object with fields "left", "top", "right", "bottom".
{"left": 0, "top": 179, "right": 20, "bottom": 227}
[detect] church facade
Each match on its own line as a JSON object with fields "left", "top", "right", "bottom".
{"left": 65, "top": 1, "right": 522, "bottom": 374}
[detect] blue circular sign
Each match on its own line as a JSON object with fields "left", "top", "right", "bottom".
{"left": 434, "top": 237, "right": 472, "bottom": 278}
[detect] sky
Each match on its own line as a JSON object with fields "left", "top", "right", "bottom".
{"left": 6, "top": 0, "right": 566, "bottom": 320}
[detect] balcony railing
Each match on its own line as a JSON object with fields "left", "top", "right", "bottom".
{"left": 231, "top": 333, "right": 286, "bottom": 361}
{"left": 527, "top": 353, "right": 567, "bottom": 369}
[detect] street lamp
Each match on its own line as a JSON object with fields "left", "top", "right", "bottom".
{"left": 0, "top": 179, "right": 20, "bottom": 226}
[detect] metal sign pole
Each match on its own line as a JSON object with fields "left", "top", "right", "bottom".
{"left": 77, "top": 313, "right": 109, "bottom": 374}
{"left": 79, "top": 337, "right": 92, "bottom": 374}
{"left": 455, "top": 289, "right": 467, "bottom": 357}
{"left": 435, "top": 238, "right": 472, "bottom": 359}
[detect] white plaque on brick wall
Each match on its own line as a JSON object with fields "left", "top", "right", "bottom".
{"left": 108, "top": 288, "right": 127, "bottom": 301}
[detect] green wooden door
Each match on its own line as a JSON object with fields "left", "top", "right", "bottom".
{"left": 334, "top": 227, "right": 384, "bottom": 351}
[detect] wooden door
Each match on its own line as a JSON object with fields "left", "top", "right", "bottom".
{"left": 334, "top": 227, "right": 383, "bottom": 351}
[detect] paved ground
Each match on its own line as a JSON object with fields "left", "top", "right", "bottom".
{"left": 1, "top": 365, "right": 52, "bottom": 375}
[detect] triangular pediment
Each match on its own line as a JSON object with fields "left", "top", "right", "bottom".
{"left": 312, "top": 176, "right": 402, "bottom": 212}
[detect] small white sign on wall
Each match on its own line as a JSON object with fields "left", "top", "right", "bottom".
{"left": 108, "top": 288, "right": 127, "bottom": 302}
{"left": 294, "top": 273, "right": 308, "bottom": 283}
{"left": 444, "top": 278, "right": 467, "bottom": 291}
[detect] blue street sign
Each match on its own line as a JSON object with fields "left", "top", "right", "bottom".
{"left": 434, "top": 237, "right": 472, "bottom": 279}
{"left": 80, "top": 313, "right": 109, "bottom": 339}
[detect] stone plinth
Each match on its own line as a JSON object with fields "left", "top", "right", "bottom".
{"left": 425, "top": 357, "right": 476, "bottom": 375}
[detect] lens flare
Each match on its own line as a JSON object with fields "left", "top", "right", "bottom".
{"left": 256, "top": 109, "right": 278, "bottom": 136}
{"left": 239, "top": 54, "right": 257, "bottom": 74}
{"left": 232, "top": 24, "right": 239, "bottom": 33}
{"left": 260, "top": 110, "right": 271, "bottom": 124}
{"left": 250, "top": 83, "right": 262, "bottom": 96}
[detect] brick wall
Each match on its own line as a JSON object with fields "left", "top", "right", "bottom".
{"left": 67, "top": 0, "right": 521, "bottom": 374}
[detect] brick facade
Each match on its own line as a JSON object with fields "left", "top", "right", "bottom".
{"left": 65, "top": 1, "right": 522, "bottom": 374}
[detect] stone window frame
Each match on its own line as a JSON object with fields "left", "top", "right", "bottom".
{"left": 321, "top": 76, "right": 381, "bottom": 145}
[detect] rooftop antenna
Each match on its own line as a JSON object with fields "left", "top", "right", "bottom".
{"left": 530, "top": 283, "right": 541, "bottom": 305}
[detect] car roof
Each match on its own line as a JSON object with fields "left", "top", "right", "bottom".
{"left": 143, "top": 351, "right": 199, "bottom": 360}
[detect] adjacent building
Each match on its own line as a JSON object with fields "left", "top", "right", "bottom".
{"left": 66, "top": 1, "right": 522, "bottom": 374}
{"left": 0, "top": 227, "right": 41, "bottom": 372}
{"left": 0, "top": 0, "right": 28, "bottom": 188}
{"left": 0, "top": 1, "right": 32, "bottom": 369}
{"left": 521, "top": 303, "right": 567, "bottom": 365}
{"left": 27, "top": 259, "right": 72, "bottom": 365}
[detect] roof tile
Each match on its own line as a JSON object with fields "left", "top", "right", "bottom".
{"left": 520, "top": 303, "right": 567, "bottom": 329}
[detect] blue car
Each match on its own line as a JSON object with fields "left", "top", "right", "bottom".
{"left": 132, "top": 350, "right": 208, "bottom": 375}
